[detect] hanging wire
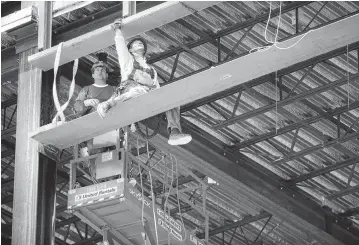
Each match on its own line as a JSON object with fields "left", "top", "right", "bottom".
{"left": 250, "top": 1, "right": 313, "bottom": 54}
{"left": 275, "top": 71, "right": 278, "bottom": 135}
{"left": 136, "top": 137, "right": 145, "bottom": 228}
{"left": 173, "top": 154, "right": 187, "bottom": 241}
{"left": 347, "top": 44, "right": 350, "bottom": 108}
{"left": 164, "top": 157, "right": 175, "bottom": 245}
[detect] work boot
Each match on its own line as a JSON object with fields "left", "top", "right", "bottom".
{"left": 168, "top": 128, "right": 192, "bottom": 146}
{"left": 97, "top": 101, "right": 111, "bottom": 119}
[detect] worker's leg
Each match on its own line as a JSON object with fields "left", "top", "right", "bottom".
{"left": 166, "top": 107, "right": 192, "bottom": 145}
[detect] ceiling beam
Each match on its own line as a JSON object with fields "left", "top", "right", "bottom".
{"left": 2, "top": 126, "right": 16, "bottom": 138}
{"left": 213, "top": 73, "right": 359, "bottom": 129}
{"left": 326, "top": 185, "right": 359, "bottom": 201}
{"left": 272, "top": 132, "right": 359, "bottom": 166}
{"left": 339, "top": 207, "right": 359, "bottom": 218}
{"left": 287, "top": 159, "right": 358, "bottom": 185}
{"left": 1, "top": 95, "right": 17, "bottom": 108}
{"left": 148, "top": 1, "right": 311, "bottom": 64}
{"left": 232, "top": 101, "right": 359, "bottom": 149}
{"left": 182, "top": 41, "right": 359, "bottom": 113}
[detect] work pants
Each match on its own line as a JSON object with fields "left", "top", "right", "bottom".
{"left": 166, "top": 107, "right": 182, "bottom": 134}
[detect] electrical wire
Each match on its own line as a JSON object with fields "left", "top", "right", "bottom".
{"left": 347, "top": 44, "right": 350, "bottom": 108}
{"left": 275, "top": 71, "right": 278, "bottom": 135}
{"left": 250, "top": 1, "right": 313, "bottom": 54}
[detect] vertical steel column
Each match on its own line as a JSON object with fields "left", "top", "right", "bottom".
{"left": 122, "top": 1, "right": 136, "bottom": 18}
{"left": 37, "top": 3, "right": 56, "bottom": 245}
{"left": 36, "top": 154, "right": 57, "bottom": 245}
{"left": 12, "top": 2, "right": 53, "bottom": 244}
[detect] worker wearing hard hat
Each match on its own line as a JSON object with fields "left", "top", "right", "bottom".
{"left": 97, "top": 18, "right": 192, "bottom": 146}
{"left": 74, "top": 52, "right": 116, "bottom": 155}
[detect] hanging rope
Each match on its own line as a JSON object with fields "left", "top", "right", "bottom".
{"left": 52, "top": 42, "right": 79, "bottom": 124}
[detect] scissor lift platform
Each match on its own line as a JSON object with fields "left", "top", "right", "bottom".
{"left": 68, "top": 178, "right": 203, "bottom": 245}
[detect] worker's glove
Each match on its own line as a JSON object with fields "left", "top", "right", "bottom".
{"left": 97, "top": 101, "right": 111, "bottom": 119}
{"left": 84, "top": 99, "right": 100, "bottom": 107}
{"left": 111, "top": 18, "right": 123, "bottom": 31}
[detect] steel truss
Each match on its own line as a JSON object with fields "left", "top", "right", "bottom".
{"left": 1, "top": 96, "right": 17, "bottom": 138}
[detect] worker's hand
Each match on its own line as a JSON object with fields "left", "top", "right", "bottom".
{"left": 111, "top": 18, "right": 123, "bottom": 31}
{"left": 84, "top": 99, "right": 100, "bottom": 107}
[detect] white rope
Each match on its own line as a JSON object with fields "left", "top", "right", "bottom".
{"left": 52, "top": 42, "right": 79, "bottom": 123}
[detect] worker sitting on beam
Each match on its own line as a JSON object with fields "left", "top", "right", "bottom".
{"left": 74, "top": 52, "right": 116, "bottom": 156}
{"left": 97, "top": 18, "right": 192, "bottom": 146}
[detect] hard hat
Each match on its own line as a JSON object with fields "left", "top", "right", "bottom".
{"left": 91, "top": 52, "right": 109, "bottom": 73}
{"left": 127, "top": 37, "right": 147, "bottom": 55}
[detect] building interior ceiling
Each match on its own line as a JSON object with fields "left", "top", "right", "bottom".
{"left": 1, "top": 1, "right": 359, "bottom": 245}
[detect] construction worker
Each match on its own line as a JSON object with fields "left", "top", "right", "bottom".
{"left": 97, "top": 18, "right": 192, "bottom": 146}
{"left": 74, "top": 52, "right": 116, "bottom": 155}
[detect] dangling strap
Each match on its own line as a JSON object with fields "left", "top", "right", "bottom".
{"left": 52, "top": 43, "right": 79, "bottom": 124}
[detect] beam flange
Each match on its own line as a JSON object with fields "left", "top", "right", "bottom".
{"left": 1, "top": 6, "right": 37, "bottom": 33}
{"left": 28, "top": 1, "right": 219, "bottom": 71}
{"left": 287, "top": 159, "right": 358, "bottom": 185}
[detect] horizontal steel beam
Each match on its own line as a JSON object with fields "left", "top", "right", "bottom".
{"left": 56, "top": 216, "right": 81, "bottom": 229}
{"left": 72, "top": 235, "right": 103, "bottom": 245}
{"left": 286, "top": 158, "right": 358, "bottom": 185}
{"left": 273, "top": 132, "right": 359, "bottom": 166}
{"left": 233, "top": 101, "right": 359, "bottom": 149}
{"left": 1, "top": 126, "right": 16, "bottom": 138}
{"left": 148, "top": 1, "right": 311, "bottom": 63}
{"left": 339, "top": 207, "right": 359, "bottom": 218}
{"left": 326, "top": 185, "right": 359, "bottom": 201}
{"left": 214, "top": 73, "right": 359, "bottom": 129}
{"left": 1, "top": 95, "right": 17, "bottom": 108}
{"left": 1, "top": 149, "right": 14, "bottom": 158}
{"left": 183, "top": 41, "right": 359, "bottom": 113}
{"left": 197, "top": 211, "right": 271, "bottom": 239}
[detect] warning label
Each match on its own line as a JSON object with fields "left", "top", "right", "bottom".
{"left": 75, "top": 187, "right": 117, "bottom": 201}
{"left": 157, "top": 208, "right": 182, "bottom": 231}
{"left": 102, "top": 152, "right": 113, "bottom": 162}
{"left": 158, "top": 218, "right": 183, "bottom": 241}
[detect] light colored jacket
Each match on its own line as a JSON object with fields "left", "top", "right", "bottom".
{"left": 114, "top": 30, "right": 160, "bottom": 90}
